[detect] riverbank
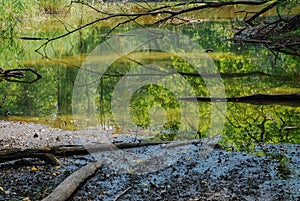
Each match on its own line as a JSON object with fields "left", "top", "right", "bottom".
{"left": 0, "top": 120, "right": 299, "bottom": 200}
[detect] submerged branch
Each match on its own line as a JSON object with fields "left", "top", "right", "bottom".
{"left": 102, "top": 71, "right": 270, "bottom": 78}
{"left": 178, "top": 93, "right": 300, "bottom": 107}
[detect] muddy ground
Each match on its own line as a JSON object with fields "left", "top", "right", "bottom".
{"left": 0, "top": 120, "right": 299, "bottom": 201}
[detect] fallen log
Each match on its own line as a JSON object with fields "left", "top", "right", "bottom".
{"left": 0, "top": 142, "right": 169, "bottom": 164}
{"left": 42, "top": 161, "right": 103, "bottom": 201}
{"left": 0, "top": 140, "right": 207, "bottom": 165}
{"left": 178, "top": 93, "right": 300, "bottom": 107}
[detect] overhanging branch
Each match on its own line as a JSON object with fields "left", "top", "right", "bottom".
{"left": 28, "top": 0, "right": 270, "bottom": 53}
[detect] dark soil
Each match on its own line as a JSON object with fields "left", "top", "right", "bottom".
{"left": 0, "top": 121, "right": 299, "bottom": 201}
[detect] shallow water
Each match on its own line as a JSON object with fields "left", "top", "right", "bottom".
{"left": 0, "top": 3, "right": 299, "bottom": 150}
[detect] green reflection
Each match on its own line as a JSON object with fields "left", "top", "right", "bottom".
{"left": 0, "top": 10, "right": 299, "bottom": 149}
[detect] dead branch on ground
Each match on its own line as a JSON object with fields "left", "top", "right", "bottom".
{"left": 0, "top": 142, "right": 167, "bottom": 164}
{"left": 42, "top": 161, "right": 103, "bottom": 201}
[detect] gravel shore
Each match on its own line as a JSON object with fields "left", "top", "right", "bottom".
{"left": 0, "top": 120, "right": 299, "bottom": 200}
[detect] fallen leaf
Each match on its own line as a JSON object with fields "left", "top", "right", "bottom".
{"left": 133, "top": 159, "right": 143, "bottom": 163}
{"left": 31, "top": 167, "right": 38, "bottom": 171}
{"left": 52, "top": 171, "right": 60, "bottom": 176}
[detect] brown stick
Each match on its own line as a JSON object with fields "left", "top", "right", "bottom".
{"left": 42, "top": 161, "right": 103, "bottom": 201}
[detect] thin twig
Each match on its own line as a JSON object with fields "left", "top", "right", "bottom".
{"left": 155, "top": 0, "right": 269, "bottom": 24}
{"left": 113, "top": 187, "right": 132, "bottom": 201}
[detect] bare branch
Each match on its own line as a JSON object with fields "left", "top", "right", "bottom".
{"left": 245, "top": 1, "right": 278, "bottom": 26}
{"left": 32, "top": 0, "right": 269, "bottom": 52}
{"left": 155, "top": 0, "right": 269, "bottom": 24}
{"left": 69, "top": 0, "right": 109, "bottom": 15}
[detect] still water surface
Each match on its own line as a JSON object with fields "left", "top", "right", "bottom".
{"left": 0, "top": 6, "right": 299, "bottom": 150}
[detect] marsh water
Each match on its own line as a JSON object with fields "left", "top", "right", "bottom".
{"left": 0, "top": 4, "right": 299, "bottom": 151}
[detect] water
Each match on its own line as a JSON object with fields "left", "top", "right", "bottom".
{"left": 0, "top": 4, "right": 299, "bottom": 150}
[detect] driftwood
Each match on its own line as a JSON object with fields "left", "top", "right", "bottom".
{"left": 178, "top": 93, "right": 300, "bottom": 107}
{"left": 42, "top": 161, "right": 103, "bottom": 201}
{"left": 0, "top": 142, "right": 169, "bottom": 164}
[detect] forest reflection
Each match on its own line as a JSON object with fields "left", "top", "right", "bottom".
{"left": 0, "top": 20, "right": 299, "bottom": 150}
